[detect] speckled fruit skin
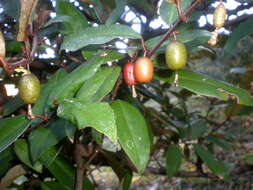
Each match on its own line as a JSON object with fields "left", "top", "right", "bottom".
{"left": 165, "top": 40, "right": 187, "bottom": 70}
{"left": 18, "top": 73, "right": 40, "bottom": 104}
{"left": 134, "top": 57, "right": 153, "bottom": 83}
{"left": 213, "top": 3, "right": 226, "bottom": 29}
{"left": 123, "top": 62, "right": 137, "bottom": 86}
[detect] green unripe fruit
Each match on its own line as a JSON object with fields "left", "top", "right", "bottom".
{"left": 165, "top": 40, "right": 187, "bottom": 70}
{"left": 18, "top": 73, "right": 40, "bottom": 104}
{"left": 213, "top": 3, "right": 226, "bottom": 29}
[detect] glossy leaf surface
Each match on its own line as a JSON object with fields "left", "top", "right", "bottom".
{"left": 28, "top": 119, "right": 72, "bottom": 162}
{"left": 42, "top": 151, "right": 94, "bottom": 190}
{"left": 57, "top": 99, "right": 117, "bottom": 143}
{"left": 14, "top": 139, "right": 42, "bottom": 173}
{"left": 56, "top": 0, "right": 88, "bottom": 34}
{"left": 156, "top": 69, "right": 253, "bottom": 107}
{"left": 0, "top": 115, "right": 30, "bottom": 153}
{"left": 48, "top": 55, "right": 114, "bottom": 105}
{"left": 76, "top": 66, "right": 121, "bottom": 102}
{"left": 61, "top": 24, "right": 141, "bottom": 51}
{"left": 111, "top": 100, "right": 151, "bottom": 173}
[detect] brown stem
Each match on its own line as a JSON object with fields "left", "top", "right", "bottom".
{"left": 0, "top": 57, "right": 11, "bottom": 76}
{"left": 147, "top": 0, "right": 203, "bottom": 57}
{"left": 109, "top": 72, "right": 123, "bottom": 104}
{"left": 74, "top": 142, "right": 85, "bottom": 190}
{"left": 141, "top": 38, "right": 149, "bottom": 56}
{"left": 175, "top": 0, "right": 188, "bottom": 22}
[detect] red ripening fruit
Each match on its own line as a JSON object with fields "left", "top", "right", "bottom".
{"left": 123, "top": 61, "right": 137, "bottom": 86}
{"left": 134, "top": 57, "right": 154, "bottom": 83}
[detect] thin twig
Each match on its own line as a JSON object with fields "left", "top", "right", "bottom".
{"left": 109, "top": 72, "right": 123, "bottom": 104}
{"left": 147, "top": 0, "right": 203, "bottom": 57}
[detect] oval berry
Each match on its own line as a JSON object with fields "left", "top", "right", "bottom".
{"left": 165, "top": 40, "right": 187, "bottom": 70}
{"left": 213, "top": 2, "right": 226, "bottom": 29}
{"left": 18, "top": 73, "right": 40, "bottom": 104}
{"left": 123, "top": 61, "right": 137, "bottom": 86}
{"left": 134, "top": 57, "right": 153, "bottom": 83}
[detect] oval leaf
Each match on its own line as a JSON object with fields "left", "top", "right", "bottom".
{"left": 14, "top": 139, "right": 42, "bottom": 173}
{"left": 194, "top": 144, "right": 229, "bottom": 177}
{"left": 28, "top": 119, "right": 71, "bottom": 162}
{"left": 61, "top": 24, "right": 141, "bottom": 51}
{"left": 206, "top": 136, "right": 233, "bottom": 152}
{"left": 57, "top": 99, "right": 117, "bottom": 143}
{"left": 0, "top": 115, "right": 30, "bottom": 153}
{"left": 76, "top": 66, "right": 121, "bottom": 102}
{"left": 41, "top": 150, "right": 94, "bottom": 190}
{"left": 156, "top": 69, "right": 253, "bottom": 107}
{"left": 111, "top": 100, "right": 151, "bottom": 173}
{"left": 56, "top": 0, "right": 88, "bottom": 34}
{"left": 48, "top": 54, "right": 112, "bottom": 105}
{"left": 166, "top": 145, "right": 182, "bottom": 177}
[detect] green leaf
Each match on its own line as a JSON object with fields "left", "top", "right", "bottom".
{"left": 57, "top": 99, "right": 117, "bottom": 143}
{"left": 33, "top": 68, "right": 67, "bottom": 118}
{"left": 111, "top": 100, "right": 151, "bottom": 173}
{"left": 146, "top": 29, "right": 211, "bottom": 50}
{"left": 41, "top": 181, "right": 70, "bottom": 190}
{"left": 82, "top": 49, "right": 124, "bottom": 61}
{"left": 224, "top": 17, "right": 253, "bottom": 56}
{"left": 206, "top": 136, "right": 233, "bottom": 152}
{"left": 190, "top": 119, "right": 208, "bottom": 139}
{"left": 0, "top": 147, "right": 15, "bottom": 177}
{"left": 28, "top": 119, "right": 72, "bottom": 162}
{"left": 48, "top": 54, "right": 111, "bottom": 105}
{"left": 194, "top": 144, "right": 229, "bottom": 177}
{"left": 14, "top": 139, "right": 42, "bottom": 173}
{"left": 39, "top": 146, "right": 61, "bottom": 167}
{"left": 56, "top": 0, "right": 88, "bottom": 34}
{"left": 42, "top": 152, "right": 94, "bottom": 190}
{"left": 43, "top": 15, "right": 71, "bottom": 27}
{"left": 159, "top": 0, "right": 192, "bottom": 26}
{"left": 76, "top": 66, "right": 121, "bottom": 102}
{"left": 156, "top": 69, "right": 253, "bottom": 107}
{"left": 120, "top": 172, "right": 132, "bottom": 190}
{"left": 3, "top": 96, "right": 24, "bottom": 116}
{"left": 243, "top": 154, "right": 253, "bottom": 165}
{"left": 61, "top": 24, "right": 141, "bottom": 51}
{"left": 91, "top": 129, "right": 103, "bottom": 145}
{"left": 0, "top": 115, "right": 30, "bottom": 153}
{"left": 166, "top": 145, "right": 182, "bottom": 177}
{"left": 106, "top": 0, "right": 126, "bottom": 25}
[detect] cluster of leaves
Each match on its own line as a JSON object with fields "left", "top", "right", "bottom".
{"left": 0, "top": 0, "right": 253, "bottom": 189}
